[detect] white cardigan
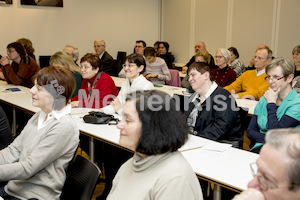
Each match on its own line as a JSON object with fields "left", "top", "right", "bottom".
{"left": 102, "top": 75, "right": 154, "bottom": 115}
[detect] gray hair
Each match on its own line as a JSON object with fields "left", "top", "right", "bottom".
{"left": 64, "top": 44, "right": 79, "bottom": 59}
{"left": 265, "top": 128, "right": 300, "bottom": 191}
{"left": 94, "top": 39, "right": 106, "bottom": 47}
{"left": 217, "top": 48, "right": 231, "bottom": 63}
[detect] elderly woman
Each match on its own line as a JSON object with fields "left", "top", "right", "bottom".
{"left": 213, "top": 48, "right": 236, "bottom": 87}
{"left": 0, "top": 66, "right": 79, "bottom": 199}
{"left": 292, "top": 45, "right": 300, "bottom": 77}
{"left": 228, "top": 47, "right": 246, "bottom": 78}
{"left": 247, "top": 58, "right": 300, "bottom": 153}
{"left": 144, "top": 47, "right": 171, "bottom": 85}
{"left": 50, "top": 51, "right": 82, "bottom": 97}
{"left": 71, "top": 53, "right": 118, "bottom": 108}
{"left": 107, "top": 90, "right": 203, "bottom": 200}
{"left": 101, "top": 53, "right": 153, "bottom": 115}
{"left": 185, "top": 62, "right": 243, "bottom": 148}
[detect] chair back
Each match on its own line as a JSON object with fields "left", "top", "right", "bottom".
{"left": 116, "top": 51, "right": 127, "bottom": 74}
{"left": 39, "top": 55, "right": 51, "bottom": 68}
{"left": 166, "top": 69, "right": 181, "bottom": 87}
{"left": 60, "top": 155, "right": 101, "bottom": 200}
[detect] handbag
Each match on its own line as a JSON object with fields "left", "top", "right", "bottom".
{"left": 83, "top": 111, "right": 119, "bottom": 125}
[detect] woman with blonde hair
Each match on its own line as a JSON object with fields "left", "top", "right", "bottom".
{"left": 50, "top": 51, "right": 82, "bottom": 97}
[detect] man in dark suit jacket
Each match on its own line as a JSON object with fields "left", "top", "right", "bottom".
{"left": 94, "top": 39, "right": 117, "bottom": 76}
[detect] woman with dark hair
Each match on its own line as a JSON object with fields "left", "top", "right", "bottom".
{"left": 101, "top": 53, "right": 153, "bottom": 115}
{"left": 247, "top": 58, "right": 300, "bottom": 153}
{"left": 228, "top": 47, "right": 245, "bottom": 77}
{"left": 185, "top": 62, "right": 243, "bottom": 148}
{"left": 157, "top": 41, "right": 175, "bottom": 68}
{"left": 71, "top": 53, "right": 118, "bottom": 108}
{"left": 0, "top": 42, "right": 40, "bottom": 88}
{"left": 0, "top": 66, "right": 79, "bottom": 200}
{"left": 107, "top": 90, "right": 203, "bottom": 200}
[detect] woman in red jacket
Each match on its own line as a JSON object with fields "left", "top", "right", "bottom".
{"left": 71, "top": 53, "right": 118, "bottom": 108}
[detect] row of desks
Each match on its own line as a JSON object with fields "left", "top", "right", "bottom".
{"left": 0, "top": 80, "right": 259, "bottom": 200}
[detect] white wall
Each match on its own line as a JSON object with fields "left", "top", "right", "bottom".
{"left": 162, "top": 0, "right": 300, "bottom": 66}
{"left": 0, "top": 0, "right": 161, "bottom": 64}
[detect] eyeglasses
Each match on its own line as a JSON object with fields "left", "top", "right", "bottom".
{"left": 215, "top": 56, "right": 224, "bottom": 59}
{"left": 264, "top": 75, "right": 286, "bottom": 81}
{"left": 254, "top": 56, "right": 267, "bottom": 61}
{"left": 7, "top": 49, "right": 16, "bottom": 53}
{"left": 135, "top": 45, "right": 143, "bottom": 48}
{"left": 250, "top": 162, "right": 296, "bottom": 191}
{"left": 122, "top": 64, "right": 137, "bottom": 68}
{"left": 79, "top": 66, "right": 92, "bottom": 70}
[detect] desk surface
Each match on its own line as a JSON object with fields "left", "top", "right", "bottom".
{"left": 0, "top": 80, "right": 258, "bottom": 192}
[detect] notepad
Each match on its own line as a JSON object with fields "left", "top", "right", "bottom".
{"left": 2, "top": 88, "right": 22, "bottom": 92}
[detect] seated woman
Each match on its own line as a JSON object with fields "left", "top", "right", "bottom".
{"left": 0, "top": 66, "right": 79, "bottom": 199}
{"left": 292, "top": 45, "right": 300, "bottom": 77}
{"left": 101, "top": 53, "right": 154, "bottom": 115}
{"left": 247, "top": 58, "right": 300, "bottom": 153}
{"left": 213, "top": 48, "right": 236, "bottom": 87}
{"left": 228, "top": 47, "right": 246, "bottom": 78}
{"left": 71, "top": 53, "right": 118, "bottom": 109}
{"left": 16, "top": 38, "right": 36, "bottom": 61}
{"left": 144, "top": 47, "right": 171, "bottom": 85}
{"left": 107, "top": 90, "right": 203, "bottom": 200}
{"left": 50, "top": 51, "right": 82, "bottom": 97}
{"left": 157, "top": 41, "right": 175, "bottom": 68}
{"left": 185, "top": 62, "right": 243, "bottom": 148}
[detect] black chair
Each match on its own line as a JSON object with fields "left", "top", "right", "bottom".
{"left": 39, "top": 55, "right": 51, "bottom": 68}
{"left": 115, "top": 51, "right": 126, "bottom": 74}
{"left": 60, "top": 155, "right": 101, "bottom": 200}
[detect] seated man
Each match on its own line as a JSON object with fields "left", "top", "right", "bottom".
{"left": 224, "top": 47, "right": 272, "bottom": 100}
{"left": 134, "top": 40, "right": 146, "bottom": 55}
{"left": 233, "top": 128, "right": 300, "bottom": 200}
{"left": 0, "top": 42, "right": 40, "bottom": 88}
{"left": 184, "top": 62, "right": 243, "bottom": 148}
{"left": 94, "top": 39, "right": 117, "bottom": 76}
{"left": 182, "top": 41, "right": 215, "bottom": 74}
{"left": 63, "top": 44, "right": 79, "bottom": 66}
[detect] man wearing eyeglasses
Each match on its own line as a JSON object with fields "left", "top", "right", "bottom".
{"left": 233, "top": 128, "right": 300, "bottom": 200}
{"left": 0, "top": 42, "right": 40, "bottom": 88}
{"left": 224, "top": 47, "right": 272, "bottom": 101}
{"left": 94, "top": 39, "right": 117, "bottom": 76}
{"left": 134, "top": 40, "right": 146, "bottom": 55}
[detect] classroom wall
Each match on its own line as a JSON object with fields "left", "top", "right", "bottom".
{"left": 0, "top": 0, "right": 161, "bottom": 64}
{"left": 162, "top": 0, "right": 300, "bottom": 66}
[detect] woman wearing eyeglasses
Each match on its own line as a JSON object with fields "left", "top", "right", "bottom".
{"left": 71, "top": 53, "right": 118, "bottom": 108}
{"left": 247, "top": 58, "right": 300, "bottom": 153}
{"left": 213, "top": 48, "right": 236, "bottom": 87}
{"left": 101, "top": 53, "right": 154, "bottom": 115}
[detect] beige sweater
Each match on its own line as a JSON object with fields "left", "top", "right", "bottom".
{"left": 107, "top": 151, "right": 203, "bottom": 200}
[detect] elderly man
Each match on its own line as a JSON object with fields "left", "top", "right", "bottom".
{"left": 0, "top": 42, "right": 40, "bottom": 88}
{"left": 94, "top": 39, "right": 117, "bottom": 76}
{"left": 224, "top": 47, "right": 272, "bottom": 101}
{"left": 233, "top": 128, "right": 300, "bottom": 200}
{"left": 134, "top": 40, "right": 146, "bottom": 55}
{"left": 63, "top": 44, "right": 79, "bottom": 65}
{"left": 182, "top": 41, "right": 215, "bottom": 74}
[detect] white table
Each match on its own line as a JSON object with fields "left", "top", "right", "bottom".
{"left": 0, "top": 80, "right": 259, "bottom": 200}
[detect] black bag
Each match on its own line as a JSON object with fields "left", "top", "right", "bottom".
{"left": 83, "top": 111, "right": 119, "bottom": 125}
